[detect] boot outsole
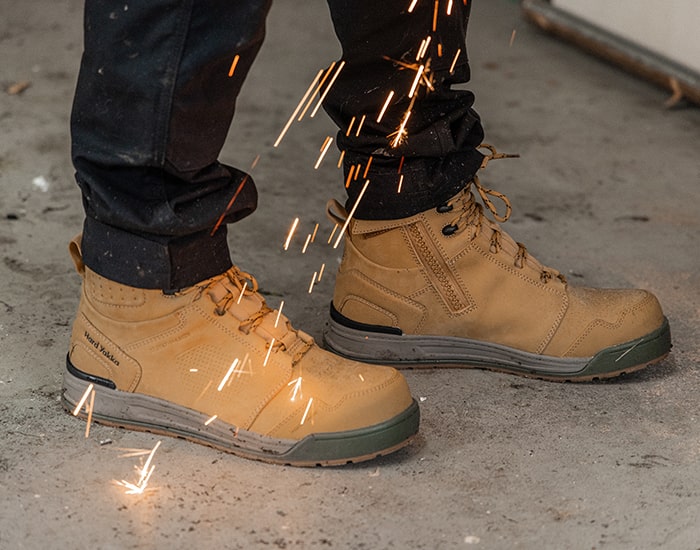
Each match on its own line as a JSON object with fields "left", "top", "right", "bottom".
{"left": 324, "top": 315, "right": 672, "bottom": 383}
{"left": 62, "top": 358, "right": 420, "bottom": 467}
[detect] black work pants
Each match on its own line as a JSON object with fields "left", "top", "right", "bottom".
{"left": 71, "top": 0, "right": 484, "bottom": 291}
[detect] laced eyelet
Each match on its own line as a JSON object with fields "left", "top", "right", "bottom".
{"left": 436, "top": 204, "right": 453, "bottom": 214}
{"left": 442, "top": 224, "right": 458, "bottom": 236}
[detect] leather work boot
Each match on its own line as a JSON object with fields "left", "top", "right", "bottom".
{"left": 324, "top": 147, "right": 671, "bottom": 381}
{"left": 63, "top": 237, "right": 419, "bottom": 466}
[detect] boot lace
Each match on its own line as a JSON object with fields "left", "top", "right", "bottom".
{"left": 439, "top": 144, "right": 566, "bottom": 285}
{"left": 189, "top": 267, "right": 314, "bottom": 364}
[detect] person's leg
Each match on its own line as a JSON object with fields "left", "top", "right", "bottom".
{"left": 72, "top": 0, "right": 266, "bottom": 291}
{"left": 323, "top": 1, "right": 671, "bottom": 381}
{"left": 64, "top": 0, "right": 419, "bottom": 466}
{"left": 324, "top": 0, "right": 483, "bottom": 220}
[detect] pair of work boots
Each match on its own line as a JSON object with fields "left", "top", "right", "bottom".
{"left": 63, "top": 162, "right": 671, "bottom": 466}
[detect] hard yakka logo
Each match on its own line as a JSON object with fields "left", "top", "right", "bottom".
{"left": 84, "top": 331, "right": 120, "bottom": 366}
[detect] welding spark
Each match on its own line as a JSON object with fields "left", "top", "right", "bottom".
{"left": 447, "top": 0, "right": 454, "bottom": 15}
{"left": 236, "top": 281, "right": 247, "bottom": 304}
{"left": 288, "top": 376, "right": 303, "bottom": 402}
{"left": 308, "top": 271, "right": 318, "bottom": 294}
{"left": 310, "top": 61, "right": 346, "bottom": 118}
{"left": 333, "top": 179, "right": 370, "bottom": 249}
{"left": 327, "top": 223, "right": 339, "bottom": 244}
{"left": 228, "top": 54, "right": 240, "bottom": 77}
{"left": 116, "top": 440, "right": 161, "bottom": 495}
{"left": 408, "top": 65, "right": 424, "bottom": 98}
{"left": 449, "top": 48, "right": 462, "bottom": 74}
{"left": 318, "top": 263, "right": 326, "bottom": 282}
{"left": 283, "top": 217, "right": 300, "bottom": 250}
{"left": 300, "top": 397, "right": 314, "bottom": 426}
{"left": 204, "top": 414, "right": 218, "bottom": 426}
{"left": 302, "top": 234, "right": 312, "bottom": 254}
{"left": 390, "top": 110, "right": 412, "bottom": 148}
{"left": 263, "top": 338, "right": 275, "bottom": 367}
{"left": 337, "top": 149, "right": 346, "bottom": 169}
{"left": 509, "top": 29, "right": 517, "bottom": 47}
{"left": 432, "top": 0, "right": 439, "bottom": 31}
{"left": 408, "top": 0, "right": 418, "bottom": 12}
{"left": 416, "top": 36, "right": 431, "bottom": 60}
{"left": 314, "top": 136, "right": 334, "bottom": 169}
{"left": 72, "top": 383, "right": 94, "bottom": 416}
{"left": 398, "top": 174, "right": 405, "bottom": 193}
{"left": 310, "top": 223, "right": 319, "bottom": 243}
{"left": 84, "top": 389, "right": 95, "bottom": 439}
{"left": 274, "top": 301, "right": 285, "bottom": 327}
{"left": 218, "top": 359, "right": 239, "bottom": 391}
{"left": 300, "top": 62, "right": 336, "bottom": 120}
{"left": 377, "top": 91, "right": 395, "bottom": 123}
{"left": 274, "top": 69, "right": 324, "bottom": 147}
{"left": 355, "top": 114, "right": 366, "bottom": 137}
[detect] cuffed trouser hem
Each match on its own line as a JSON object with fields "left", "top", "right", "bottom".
{"left": 81, "top": 217, "right": 233, "bottom": 292}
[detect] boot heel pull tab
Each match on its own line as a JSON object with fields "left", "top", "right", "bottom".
{"left": 68, "top": 235, "right": 85, "bottom": 276}
{"left": 326, "top": 199, "right": 348, "bottom": 226}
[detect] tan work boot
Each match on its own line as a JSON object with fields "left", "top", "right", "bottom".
{"left": 325, "top": 147, "right": 671, "bottom": 381}
{"left": 63, "top": 237, "right": 418, "bottom": 466}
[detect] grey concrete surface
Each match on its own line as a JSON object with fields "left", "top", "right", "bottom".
{"left": 1, "top": 0, "right": 699, "bottom": 548}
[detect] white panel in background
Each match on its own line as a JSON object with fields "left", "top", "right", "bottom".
{"left": 551, "top": 0, "right": 700, "bottom": 74}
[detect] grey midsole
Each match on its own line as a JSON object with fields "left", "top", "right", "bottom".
{"left": 62, "top": 366, "right": 304, "bottom": 457}
{"left": 324, "top": 318, "right": 591, "bottom": 374}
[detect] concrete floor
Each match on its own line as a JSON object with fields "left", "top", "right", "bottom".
{"left": 1, "top": 0, "right": 699, "bottom": 548}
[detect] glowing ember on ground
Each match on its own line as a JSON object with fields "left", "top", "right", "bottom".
{"left": 115, "top": 440, "right": 162, "bottom": 495}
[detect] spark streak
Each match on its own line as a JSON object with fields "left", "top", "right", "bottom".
{"left": 72, "top": 383, "right": 94, "bottom": 416}
{"left": 327, "top": 223, "right": 339, "bottom": 244}
{"left": 308, "top": 271, "right": 318, "bottom": 293}
{"left": 217, "top": 359, "right": 239, "bottom": 392}
{"left": 236, "top": 281, "right": 247, "bottom": 304}
{"left": 447, "top": 0, "right": 454, "bottom": 15}
{"left": 408, "top": 65, "right": 425, "bottom": 98}
{"left": 204, "top": 414, "right": 218, "bottom": 426}
{"left": 310, "top": 61, "right": 346, "bottom": 118}
{"left": 355, "top": 114, "right": 366, "bottom": 137}
{"left": 228, "top": 55, "right": 240, "bottom": 77}
{"left": 311, "top": 223, "right": 319, "bottom": 243}
{"left": 314, "top": 136, "right": 334, "bottom": 169}
{"left": 318, "top": 263, "right": 326, "bottom": 282}
{"left": 288, "top": 376, "right": 303, "bottom": 402}
{"left": 274, "top": 301, "right": 285, "bottom": 327}
{"left": 263, "top": 338, "right": 275, "bottom": 367}
{"left": 274, "top": 69, "right": 324, "bottom": 147}
{"left": 337, "top": 149, "right": 346, "bottom": 168}
{"left": 300, "top": 397, "right": 314, "bottom": 425}
{"left": 299, "top": 62, "right": 335, "bottom": 121}
{"left": 210, "top": 174, "right": 250, "bottom": 236}
{"left": 391, "top": 110, "right": 412, "bottom": 148}
{"left": 449, "top": 48, "right": 462, "bottom": 74}
{"left": 417, "top": 36, "right": 431, "bottom": 60}
{"left": 333, "top": 179, "right": 370, "bottom": 249}
{"left": 302, "top": 234, "right": 312, "bottom": 254}
{"left": 377, "top": 91, "right": 395, "bottom": 123}
{"left": 84, "top": 389, "right": 95, "bottom": 438}
{"left": 398, "top": 174, "right": 405, "bottom": 193}
{"left": 408, "top": 0, "right": 418, "bottom": 12}
{"left": 283, "top": 217, "right": 300, "bottom": 250}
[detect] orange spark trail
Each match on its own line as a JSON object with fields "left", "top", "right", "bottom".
{"left": 314, "top": 136, "right": 334, "bottom": 169}
{"left": 274, "top": 69, "right": 324, "bottom": 147}
{"left": 377, "top": 90, "right": 395, "bottom": 123}
{"left": 299, "top": 62, "right": 336, "bottom": 121}
{"left": 211, "top": 174, "right": 250, "bottom": 236}
{"left": 311, "top": 61, "right": 346, "bottom": 118}
{"left": 283, "top": 217, "right": 300, "bottom": 250}
{"left": 449, "top": 48, "right": 462, "bottom": 74}
{"left": 334, "top": 179, "right": 370, "bottom": 249}
{"left": 355, "top": 114, "right": 366, "bottom": 137}
{"left": 228, "top": 55, "right": 240, "bottom": 77}
{"left": 72, "top": 383, "right": 94, "bottom": 416}
{"left": 84, "top": 389, "right": 95, "bottom": 438}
